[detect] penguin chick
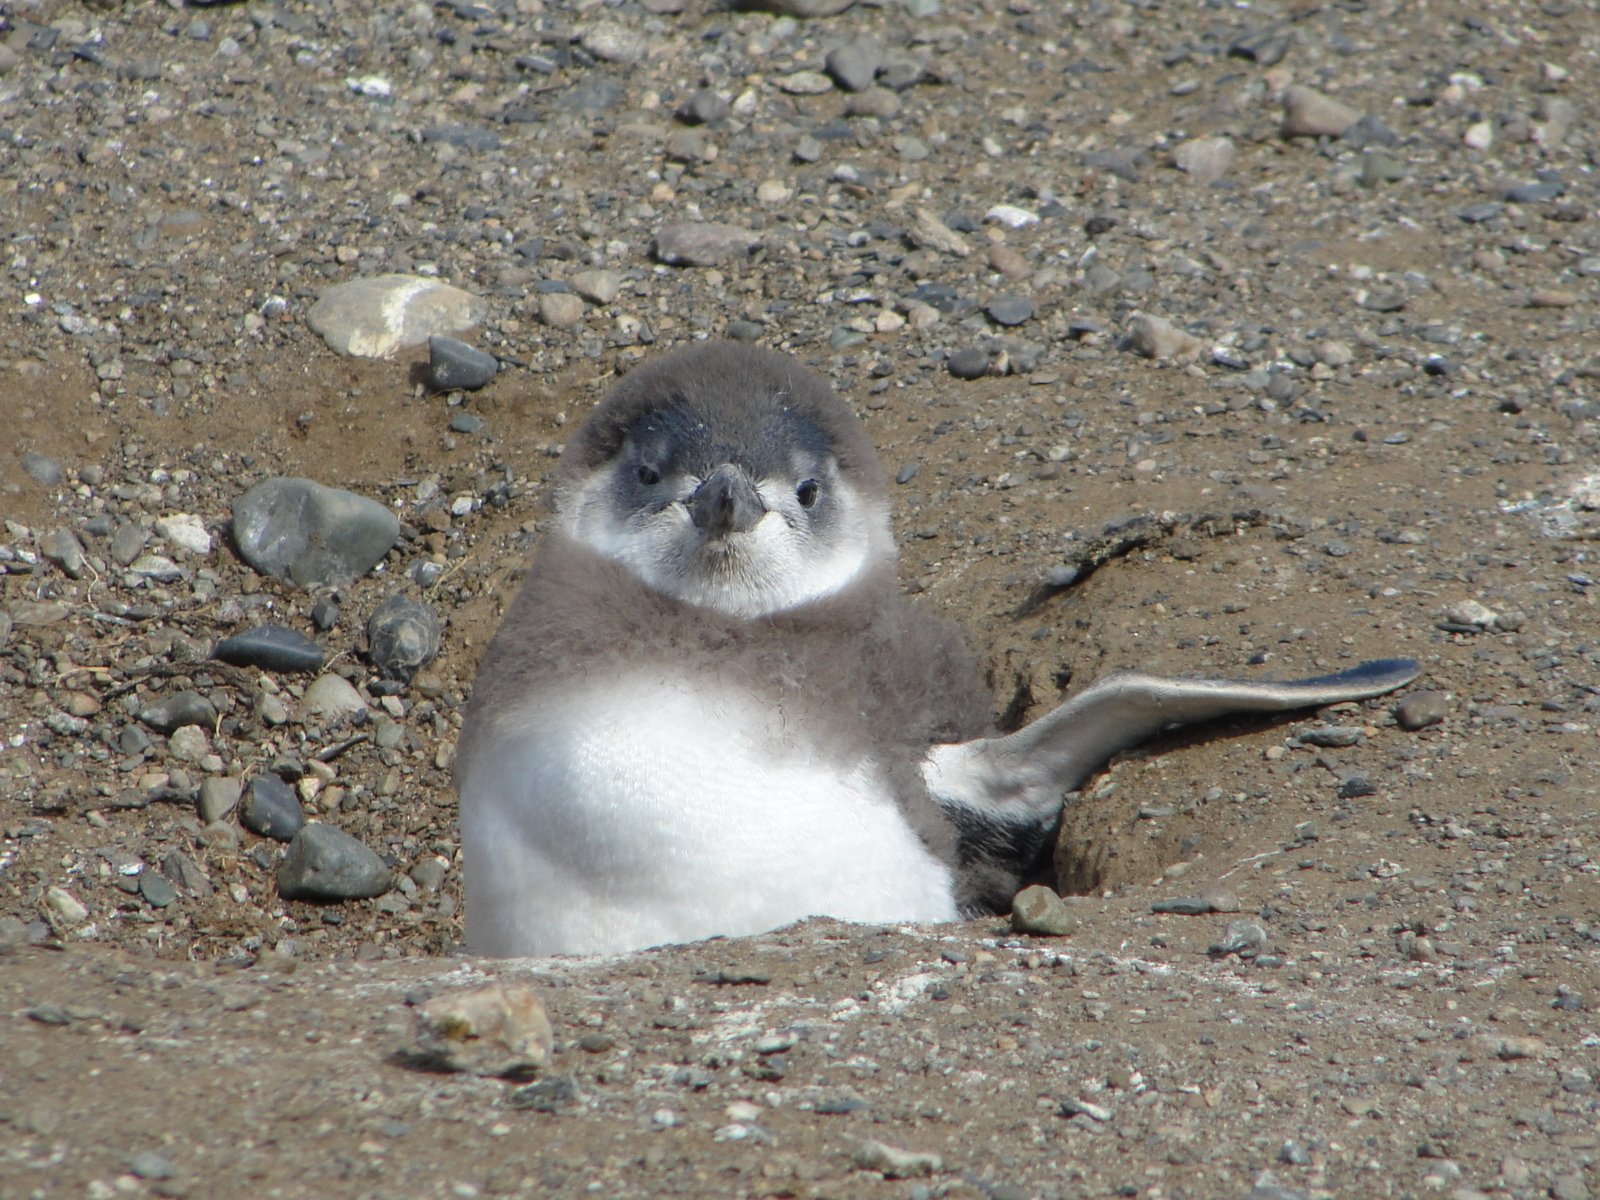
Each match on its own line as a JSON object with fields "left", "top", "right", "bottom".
{"left": 455, "top": 342, "right": 1418, "bottom": 956}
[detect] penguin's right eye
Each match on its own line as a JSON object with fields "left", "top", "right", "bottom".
{"left": 636, "top": 464, "right": 661, "bottom": 486}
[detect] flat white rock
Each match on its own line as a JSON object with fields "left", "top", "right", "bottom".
{"left": 307, "top": 274, "right": 488, "bottom": 359}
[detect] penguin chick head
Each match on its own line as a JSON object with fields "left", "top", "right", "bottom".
{"left": 558, "top": 343, "right": 894, "bottom": 618}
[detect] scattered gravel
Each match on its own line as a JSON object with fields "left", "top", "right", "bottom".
{"left": 3, "top": 0, "right": 1598, "bottom": 1194}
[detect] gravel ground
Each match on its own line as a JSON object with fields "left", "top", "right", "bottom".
{"left": 3, "top": 0, "right": 1599, "bottom": 1197}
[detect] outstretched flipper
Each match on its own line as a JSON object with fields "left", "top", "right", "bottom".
{"left": 923, "top": 658, "right": 1420, "bottom": 909}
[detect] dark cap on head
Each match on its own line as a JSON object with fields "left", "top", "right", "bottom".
{"left": 559, "top": 342, "right": 886, "bottom": 493}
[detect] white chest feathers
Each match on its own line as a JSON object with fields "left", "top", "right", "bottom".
{"left": 459, "top": 672, "right": 958, "bottom": 956}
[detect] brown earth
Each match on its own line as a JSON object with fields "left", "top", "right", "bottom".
{"left": 2, "top": 0, "right": 1599, "bottom": 1197}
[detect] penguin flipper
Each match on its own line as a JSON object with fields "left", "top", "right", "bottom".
{"left": 923, "top": 657, "right": 1420, "bottom": 836}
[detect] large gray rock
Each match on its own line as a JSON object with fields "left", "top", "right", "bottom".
{"left": 653, "top": 222, "right": 762, "bottom": 267}
{"left": 232, "top": 477, "right": 399, "bottom": 590}
{"left": 277, "top": 824, "right": 392, "bottom": 901}
{"left": 306, "top": 274, "right": 488, "bottom": 358}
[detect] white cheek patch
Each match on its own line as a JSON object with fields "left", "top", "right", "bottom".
{"left": 563, "top": 468, "right": 890, "bottom": 618}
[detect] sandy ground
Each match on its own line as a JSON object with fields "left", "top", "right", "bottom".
{"left": 2, "top": 0, "right": 1599, "bottom": 1197}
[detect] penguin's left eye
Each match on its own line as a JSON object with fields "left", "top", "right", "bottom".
{"left": 636, "top": 464, "right": 661, "bottom": 486}
{"left": 795, "top": 479, "right": 820, "bottom": 508}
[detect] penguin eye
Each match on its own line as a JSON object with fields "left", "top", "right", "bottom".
{"left": 796, "top": 479, "right": 820, "bottom": 508}
{"left": 636, "top": 464, "right": 661, "bottom": 486}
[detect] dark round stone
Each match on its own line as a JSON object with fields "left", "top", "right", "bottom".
{"left": 947, "top": 347, "right": 991, "bottom": 380}
{"left": 240, "top": 773, "right": 306, "bottom": 842}
{"left": 367, "top": 594, "right": 442, "bottom": 682}
{"left": 428, "top": 335, "right": 499, "bottom": 392}
{"left": 213, "top": 625, "right": 325, "bottom": 673}
{"left": 277, "top": 824, "right": 392, "bottom": 901}
{"left": 986, "top": 295, "right": 1033, "bottom": 327}
{"left": 138, "top": 690, "right": 218, "bottom": 734}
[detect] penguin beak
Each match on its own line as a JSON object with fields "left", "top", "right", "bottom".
{"left": 688, "top": 464, "right": 767, "bottom": 539}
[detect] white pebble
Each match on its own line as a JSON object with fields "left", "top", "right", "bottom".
{"left": 985, "top": 204, "right": 1039, "bottom": 229}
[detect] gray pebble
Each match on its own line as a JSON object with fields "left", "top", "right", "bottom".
{"left": 213, "top": 625, "right": 325, "bottom": 673}
{"left": 1212, "top": 918, "right": 1269, "bottom": 956}
{"left": 1458, "top": 202, "right": 1503, "bottom": 223}
{"left": 1280, "top": 85, "right": 1361, "bottom": 138}
{"left": 311, "top": 596, "right": 340, "bottom": 632}
{"left": 1298, "top": 725, "right": 1365, "bottom": 748}
{"left": 986, "top": 295, "right": 1033, "bottom": 326}
{"left": 138, "top": 690, "right": 218, "bottom": 734}
{"left": 1229, "top": 26, "right": 1290, "bottom": 66}
{"left": 367, "top": 594, "right": 442, "bottom": 682}
{"left": 1505, "top": 178, "right": 1564, "bottom": 204}
{"left": 947, "top": 347, "right": 991, "bottom": 380}
{"left": 196, "top": 776, "right": 242, "bottom": 824}
{"left": 110, "top": 523, "right": 150, "bottom": 567}
{"left": 232, "top": 477, "right": 400, "bottom": 590}
{"left": 449, "top": 411, "right": 485, "bottom": 435}
{"left": 677, "top": 89, "right": 730, "bottom": 125}
{"left": 128, "top": 1151, "right": 175, "bottom": 1181}
{"left": 653, "top": 222, "right": 762, "bottom": 267}
{"left": 825, "top": 38, "right": 882, "bottom": 92}
{"left": 428, "top": 336, "right": 498, "bottom": 392}
{"left": 1010, "top": 884, "right": 1078, "bottom": 936}
{"left": 1152, "top": 896, "right": 1223, "bottom": 916}
{"left": 1396, "top": 690, "right": 1447, "bottom": 730}
{"left": 138, "top": 871, "right": 178, "bottom": 909}
{"left": 538, "top": 292, "right": 585, "bottom": 328}
{"left": 725, "top": 320, "right": 764, "bottom": 342}
{"left": 1342, "top": 114, "right": 1398, "bottom": 149}
{"left": 241, "top": 773, "right": 306, "bottom": 842}
{"left": 20, "top": 451, "right": 62, "bottom": 485}
{"left": 277, "top": 823, "right": 392, "bottom": 901}
{"left": 41, "top": 528, "right": 89, "bottom": 578}
{"left": 1337, "top": 774, "right": 1377, "bottom": 799}
{"left": 302, "top": 673, "right": 368, "bottom": 720}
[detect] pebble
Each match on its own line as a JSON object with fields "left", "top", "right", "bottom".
{"left": 751, "top": 0, "right": 855, "bottom": 15}
{"left": 1462, "top": 120, "right": 1494, "bottom": 151}
{"left": 301, "top": 673, "right": 368, "bottom": 720}
{"left": 852, "top": 1139, "right": 942, "bottom": 1179}
{"left": 1281, "top": 85, "right": 1361, "bottom": 138}
{"left": 1129, "top": 313, "right": 1205, "bottom": 362}
{"left": 1445, "top": 598, "right": 1499, "bottom": 629}
{"left": 570, "top": 269, "right": 622, "bottom": 305}
{"left": 367, "top": 594, "right": 442, "bottom": 682}
{"left": 129, "top": 553, "right": 184, "bottom": 582}
{"left": 677, "top": 89, "right": 730, "bottom": 125}
{"left": 277, "top": 823, "right": 392, "bottom": 900}
{"left": 578, "top": 20, "right": 647, "bottom": 64}
{"left": 41, "top": 528, "right": 88, "bottom": 578}
{"left": 538, "top": 291, "right": 586, "bottom": 328}
{"left": 1010, "top": 885, "right": 1078, "bottom": 936}
{"left": 1172, "top": 136, "right": 1235, "bottom": 185}
{"left": 1297, "top": 725, "right": 1365, "bottom": 748}
{"left": 138, "top": 690, "right": 218, "bottom": 734}
{"left": 845, "top": 88, "right": 900, "bottom": 119}
{"left": 427, "top": 336, "right": 498, "bottom": 392}
{"left": 167, "top": 725, "right": 211, "bottom": 763}
{"left": 155, "top": 513, "right": 212, "bottom": 555}
{"left": 986, "top": 295, "right": 1033, "bottom": 327}
{"left": 109, "top": 523, "right": 149, "bottom": 566}
{"left": 44, "top": 885, "right": 89, "bottom": 927}
{"left": 240, "top": 773, "right": 306, "bottom": 841}
{"left": 306, "top": 274, "right": 488, "bottom": 358}
{"left": 126, "top": 1151, "right": 176, "bottom": 1182}
{"left": 947, "top": 347, "right": 992, "bottom": 380}
{"left": 911, "top": 207, "right": 973, "bottom": 256}
{"left": 410, "top": 982, "right": 553, "bottom": 1078}
{"left": 1152, "top": 893, "right": 1238, "bottom": 916}
{"left": 1211, "top": 918, "right": 1269, "bottom": 956}
{"left": 774, "top": 70, "right": 834, "bottom": 95}
{"left": 232, "top": 477, "right": 400, "bottom": 590}
{"left": 1396, "top": 691, "right": 1448, "bottom": 730}
{"left": 138, "top": 871, "right": 178, "bottom": 909}
{"left": 196, "top": 776, "right": 242, "bottom": 824}
{"left": 984, "top": 204, "right": 1039, "bottom": 229}
{"left": 1337, "top": 775, "right": 1377, "bottom": 799}
{"left": 212, "top": 625, "right": 325, "bottom": 673}
{"left": 825, "top": 38, "right": 881, "bottom": 92}
{"left": 20, "top": 451, "right": 62, "bottom": 485}
{"left": 448, "top": 411, "right": 484, "bottom": 435}
{"left": 653, "top": 222, "right": 762, "bottom": 267}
